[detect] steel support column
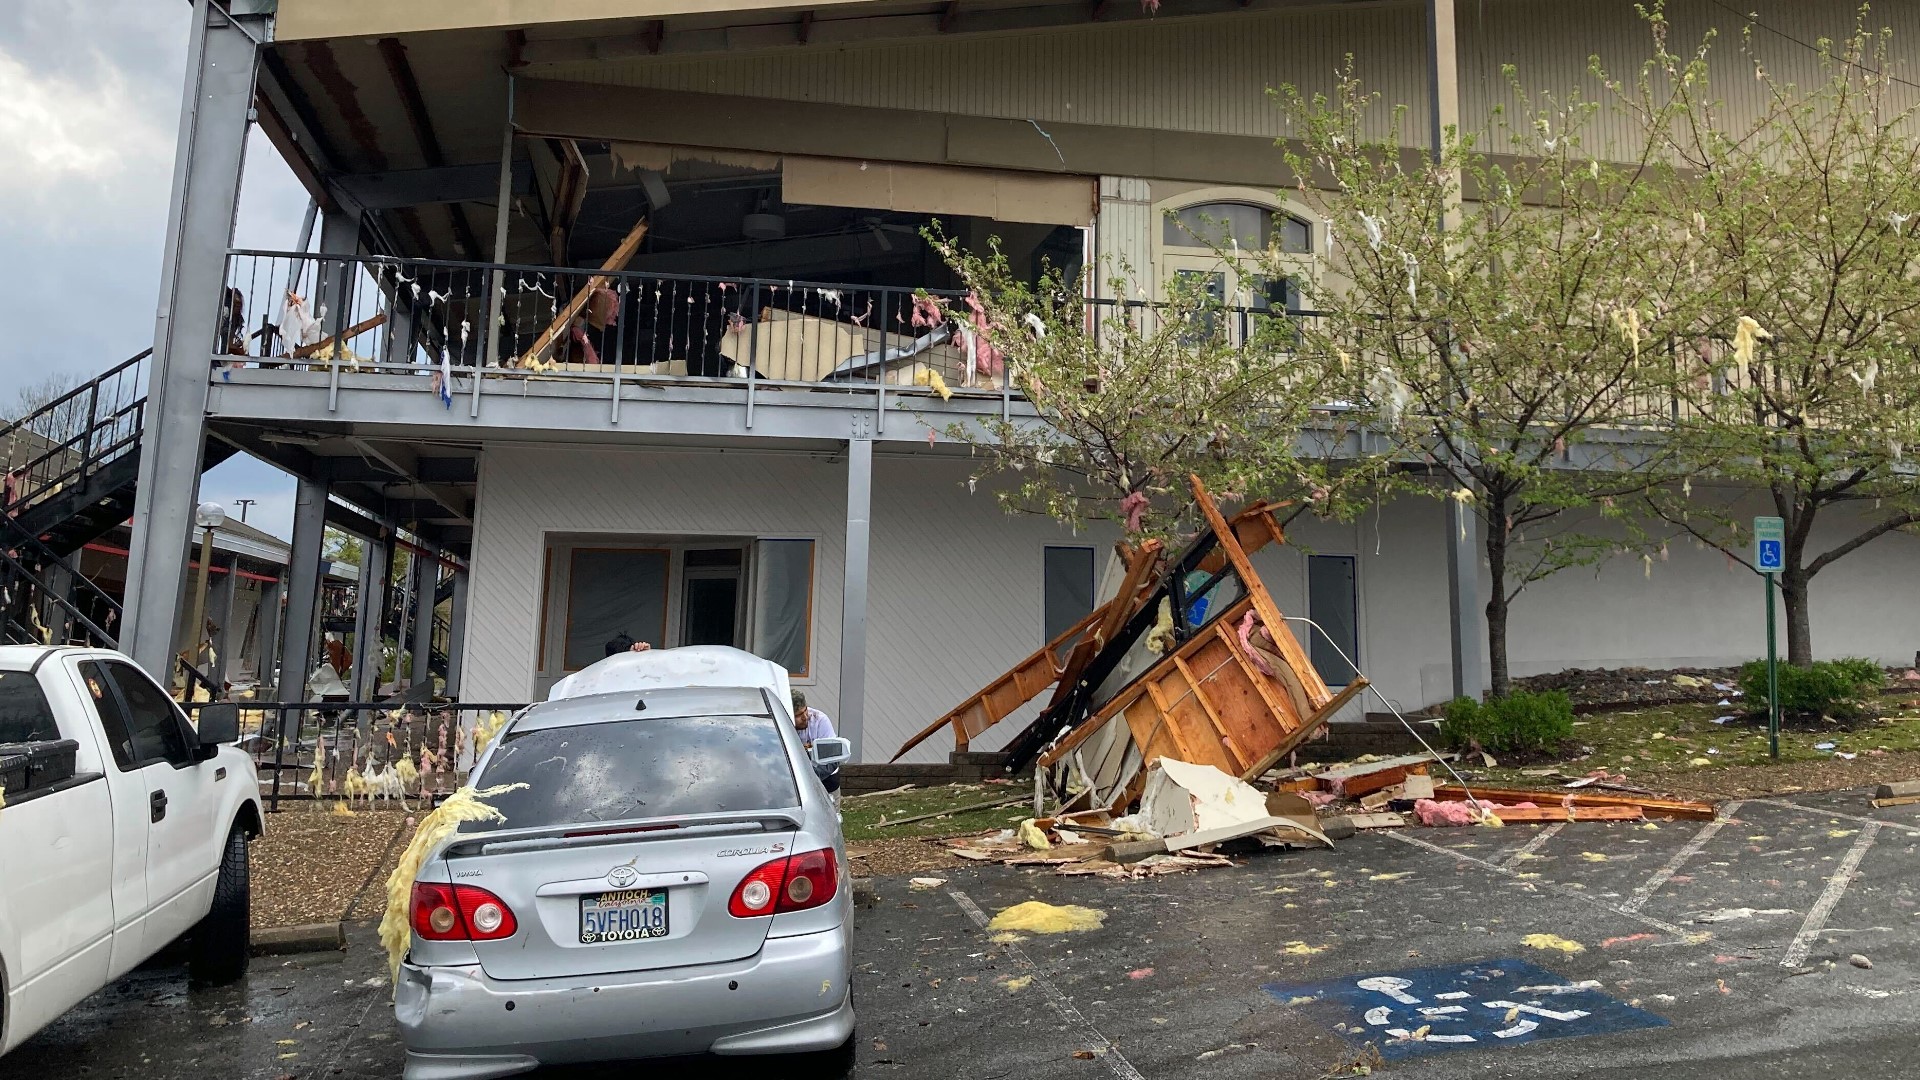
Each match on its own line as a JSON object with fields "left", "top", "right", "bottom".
{"left": 410, "top": 545, "right": 438, "bottom": 691}
{"left": 254, "top": 576, "right": 284, "bottom": 690}
{"left": 207, "top": 552, "right": 239, "bottom": 688}
{"left": 121, "top": 0, "right": 266, "bottom": 676}
{"left": 837, "top": 434, "right": 873, "bottom": 762}
{"left": 351, "top": 537, "right": 390, "bottom": 701}
{"left": 444, "top": 565, "right": 470, "bottom": 697}
{"left": 1429, "top": 0, "right": 1484, "bottom": 700}
{"left": 277, "top": 470, "right": 329, "bottom": 744}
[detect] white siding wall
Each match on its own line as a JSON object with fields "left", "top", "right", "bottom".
{"left": 461, "top": 447, "right": 1920, "bottom": 762}
{"left": 461, "top": 446, "right": 1118, "bottom": 760}
{"left": 527, "top": 0, "right": 1920, "bottom": 156}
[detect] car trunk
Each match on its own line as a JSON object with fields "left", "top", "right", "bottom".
{"left": 447, "top": 706, "right": 806, "bottom": 982}
{"left": 448, "top": 824, "right": 794, "bottom": 980}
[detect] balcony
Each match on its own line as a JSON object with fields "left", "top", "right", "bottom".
{"left": 213, "top": 249, "right": 1044, "bottom": 443}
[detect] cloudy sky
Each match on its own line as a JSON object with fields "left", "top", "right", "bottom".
{"left": 1, "top": 0, "right": 308, "bottom": 539}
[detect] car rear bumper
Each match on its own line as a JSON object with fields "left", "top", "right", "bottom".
{"left": 395, "top": 926, "right": 853, "bottom": 1080}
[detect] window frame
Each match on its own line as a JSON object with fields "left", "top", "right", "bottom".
{"left": 79, "top": 658, "right": 200, "bottom": 771}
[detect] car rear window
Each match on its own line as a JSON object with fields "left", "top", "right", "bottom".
{"left": 470, "top": 714, "right": 800, "bottom": 829}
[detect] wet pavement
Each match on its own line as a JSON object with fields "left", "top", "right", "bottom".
{"left": 9, "top": 787, "right": 1917, "bottom": 1079}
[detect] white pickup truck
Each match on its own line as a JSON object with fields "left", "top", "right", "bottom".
{"left": 0, "top": 646, "right": 262, "bottom": 1057}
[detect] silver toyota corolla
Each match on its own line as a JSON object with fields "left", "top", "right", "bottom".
{"left": 394, "top": 673, "right": 854, "bottom": 1080}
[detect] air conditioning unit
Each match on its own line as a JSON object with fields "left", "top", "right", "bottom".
{"left": 742, "top": 212, "right": 786, "bottom": 240}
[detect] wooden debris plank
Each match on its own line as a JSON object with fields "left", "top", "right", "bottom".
{"left": 1870, "top": 794, "right": 1920, "bottom": 809}
{"left": 1169, "top": 653, "right": 1249, "bottom": 776}
{"left": 1429, "top": 784, "right": 1715, "bottom": 821}
{"left": 1490, "top": 806, "right": 1644, "bottom": 823}
{"left": 292, "top": 313, "right": 389, "bottom": 359}
{"left": 519, "top": 217, "right": 650, "bottom": 368}
{"left": 1345, "top": 812, "right": 1406, "bottom": 829}
{"left": 1874, "top": 780, "right": 1920, "bottom": 800}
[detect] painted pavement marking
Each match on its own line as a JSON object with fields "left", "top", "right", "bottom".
{"left": 947, "top": 888, "right": 1145, "bottom": 1080}
{"left": 1266, "top": 958, "right": 1667, "bottom": 1060}
{"left": 1761, "top": 799, "right": 1920, "bottom": 837}
{"left": 1498, "top": 822, "right": 1566, "bottom": 868}
{"left": 1384, "top": 830, "right": 1700, "bottom": 940}
{"left": 1622, "top": 800, "right": 1744, "bottom": 913}
{"left": 1781, "top": 821, "right": 1882, "bottom": 969}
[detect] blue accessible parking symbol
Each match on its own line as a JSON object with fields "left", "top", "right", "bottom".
{"left": 1264, "top": 959, "right": 1667, "bottom": 1060}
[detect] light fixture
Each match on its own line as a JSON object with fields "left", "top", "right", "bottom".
{"left": 196, "top": 502, "right": 227, "bottom": 529}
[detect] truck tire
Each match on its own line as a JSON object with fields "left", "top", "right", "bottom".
{"left": 189, "top": 827, "right": 251, "bottom": 986}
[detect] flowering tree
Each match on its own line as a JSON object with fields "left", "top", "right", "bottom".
{"left": 929, "top": 233, "right": 1384, "bottom": 543}
{"left": 1274, "top": 64, "right": 1696, "bottom": 697}
{"left": 1622, "top": 16, "right": 1920, "bottom": 666}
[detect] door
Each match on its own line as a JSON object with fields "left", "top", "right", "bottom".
{"left": 1158, "top": 253, "right": 1302, "bottom": 348}
{"left": 680, "top": 548, "right": 745, "bottom": 648}
{"left": 81, "top": 660, "right": 221, "bottom": 957}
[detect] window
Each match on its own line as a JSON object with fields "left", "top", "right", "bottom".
{"left": 473, "top": 714, "right": 800, "bottom": 828}
{"left": 81, "top": 660, "right": 195, "bottom": 769}
{"left": 1306, "top": 555, "right": 1359, "bottom": 686}
{"left": 1043, "top": 546, "right": 1095, "bottom": 642}
{"left": 1164, "top": 202, "right": 1310, "bottom": 254}
{"left": 0, "top": 671, "right": 57, "bottom": 744}
{"left": 750, "top": 539, "right": 814, "bottom": 677}
{"left": 564, "top": 548, "right": 669, "bottom": 671}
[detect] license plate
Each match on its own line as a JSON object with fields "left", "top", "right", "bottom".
{"left": 579, "top": 889, "right": 669, "bottom": 943}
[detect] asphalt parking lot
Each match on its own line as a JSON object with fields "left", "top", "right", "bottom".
{"left": 10, "top": 787, "right": 1917, "bottom": 1080}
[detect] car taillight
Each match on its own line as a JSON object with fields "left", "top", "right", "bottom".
{"left": 728, "top": 849, "right": 839, "bottom": 918}
{"left": 410, "top": 882, "right": 518, "bottom": 941}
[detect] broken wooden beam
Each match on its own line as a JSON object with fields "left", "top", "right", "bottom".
{"left": 1873, "top": 780, "right": 1920, "bottom": 800}
{"left": 1870, "top": 793, "right": 1920, "bottom": 809}
{"left": 1428, "top": 784, "right": 1715, "bottom": 821}
{"left": 1489, "top": 805, "right": 1644, "bottom": 823}
{"left": 1308, "top": 753, "right": 1445, "bottom": 797}
{"left": 517, "top": 216, "right": 649, "bottom": 369}
{"left": 292, "top": 313, "right": 388, "bottom": 359}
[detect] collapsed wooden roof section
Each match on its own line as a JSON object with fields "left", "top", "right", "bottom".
{"left": 894, "top": 475, "right": 1367, "bottom": 809}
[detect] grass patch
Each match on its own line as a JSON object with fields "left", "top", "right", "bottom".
{"left": 1477, "top": 697, "right": 1920, "bottom": 786}
{"left": 839, "top": 782, "right": 1030, "bottom": 843}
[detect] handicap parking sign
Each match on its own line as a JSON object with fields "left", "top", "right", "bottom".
{"left": 1754, "top": 516, "right": 1785, "bottom": 574}
{"left": 1265, "top": 958, "right": 1667, "bottom": 1060}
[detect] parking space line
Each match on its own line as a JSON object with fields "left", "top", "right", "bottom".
{"left": 1760, "top": 799, "right": 1920, "bottom": 837}
{"left": 1498, "top": 822, "right": 1566, "bottom": 867}
{"left": 1622, "top": 801, "right": 1744, "bottom": 913}
{"left": 1384, "top": 831, "right": 1699, "bottom": 940}
{"left": 947, "top": 888, "right": 1145, "bottom": 1080}
{"left": 1781, "top": 822, "right": 1882, "bottom": 969}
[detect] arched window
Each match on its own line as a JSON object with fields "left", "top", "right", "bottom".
{"left": 1162, "top": 202, "right": 1312, "bottom": 255}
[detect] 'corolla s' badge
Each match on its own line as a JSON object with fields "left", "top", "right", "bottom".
{"left": 606, "top": 865, "right": 640, "bottom": 889}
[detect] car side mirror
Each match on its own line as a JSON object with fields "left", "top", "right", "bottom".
{"left": 195, "top": 702, "right": 241, "bottom": 751}
{"left": 810, "top": 736, "right": 851, "bottom": 768}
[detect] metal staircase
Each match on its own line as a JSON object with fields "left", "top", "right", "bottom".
{"left": 1, "top": 351, "right": 234, "bottom": 557}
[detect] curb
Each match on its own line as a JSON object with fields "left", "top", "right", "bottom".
{"left": 251, "top": 921, "right": 347, "bottom": 956}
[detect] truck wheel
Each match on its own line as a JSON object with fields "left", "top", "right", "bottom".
{"left": 189, "top": 827, "right": 251, "bottom": 986}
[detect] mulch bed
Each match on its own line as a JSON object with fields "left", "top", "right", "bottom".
{"left": 1513, "top": 666, "right": 1744, "bottom": 708}
{"left": 1638, "top": 750, "right": 1920, "bottom": 800}
{"left": 847, "top": 838, "right": 965, "bottom": 877}
{"left": 255, "top": 805, "right": 412, "bottom": 928}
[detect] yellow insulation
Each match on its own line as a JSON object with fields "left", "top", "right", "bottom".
{"left": 377, "top": 783, "right": 529, "bottom": 982}
{"left": 473, "top": 711, "right": 508, "bottom": 756}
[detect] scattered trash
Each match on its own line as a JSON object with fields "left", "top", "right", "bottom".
{"left": 1712, "top": 715, "right": 1737, "bottom": 724}
{"left": 1521, "top": 934, "right": 1585, "bottom": 954}
{"left": 1601, "top": 934, "right": 1658, "bottom": 949}
{"left": 908, "top": 877, "right": 948, "bottom": 890}
{"left": 1129, "top": 968, "right": 1155, "bottom": 979}
{"left": 1001, "top": 975, "right": 1033, "bottom": 993}
{"left": 1281, "top": 941, "right": 1328, "bottom": 956}
{"left": 1849, "top": 954, "right": 1874, "bottom": 970}
{"left": 1815, "top": 742, "right": 1836, "bottom": 751}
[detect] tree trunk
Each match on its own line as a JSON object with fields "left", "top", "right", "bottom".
{"left": 1483, "top": 490, "right": 1511, "bottom": 699}
{"left": 1780, "top": 565, "right": 1813, "bottom": 668}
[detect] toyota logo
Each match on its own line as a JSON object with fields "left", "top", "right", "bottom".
{"left": 606, "top": 865, "right": 640, "bottom": 889}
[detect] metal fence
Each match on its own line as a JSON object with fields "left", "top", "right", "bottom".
{"left": 188, "top": 699, "right": 531, "bottom": 812}
{"left": 218, "top": 249, "right": 997, "bottom": 398}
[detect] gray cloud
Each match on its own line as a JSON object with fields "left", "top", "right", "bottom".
{"left": 2, "top": 0, "right": 309, "bottom": 540}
